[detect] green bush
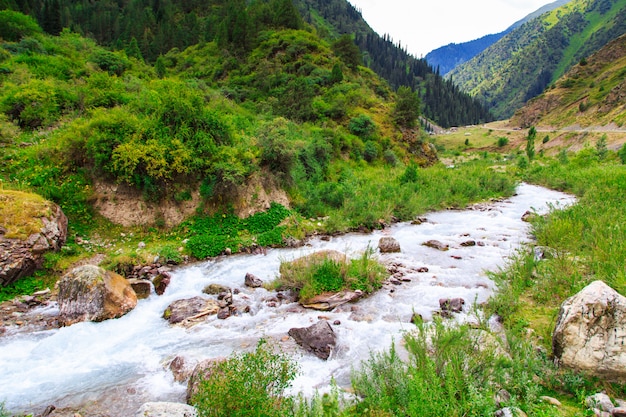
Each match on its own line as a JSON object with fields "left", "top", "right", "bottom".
{"left": 497, "top": 137, "right": 509, "bottom": 147}
{"left": 89, "top": 49, "right": 129, "bottom": 76}
{"left": 0, "top": 10, "right": 42, "bottom": 42}
{"left": 348, "top": 114, "right": 376, "bottom": 138}
{"left": 399, "top": 163, "right": 418, "bottom": 184}
{"left": 619, "top": 144, "right": 626, "bottom": 164}
{"left": 191, "top": 340, "right": 298, "bottom": 417}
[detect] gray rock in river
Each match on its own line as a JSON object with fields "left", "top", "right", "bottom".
{"left": 288, "top": 320, "right": 336, "bottom": 360}
{"left": 163, "top": 296, "right": 219, "bottom": 325}
{"left": 378, "top": 236, "right": 401, "bottom": 253}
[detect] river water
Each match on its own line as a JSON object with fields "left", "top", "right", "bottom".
{"left": 0, "top": 184, "right": 575, "bottom": 416}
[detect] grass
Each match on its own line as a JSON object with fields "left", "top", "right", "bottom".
{"left": 0, "top": 189, "right": 52, "bottom": 240}
{"left": 271, "top": 248, "right": 386, "bottom": 302}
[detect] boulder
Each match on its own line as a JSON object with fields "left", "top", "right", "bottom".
{"left": 553, "top": 281, "right": 626, "bottom": 381}
{"left": 244, "top": 272, "right": 263, "bottom": 288}
{"left": 203, "top": 283, "right": 231, "bottom": 295}
{"left": 302, "top": 290, "right": 363, "bottom": 311}
{"left": 128, "top": 278, "right": 152, "bottom": 299}
{"left": 57, "top": 265, "right": 137, "bottom": 326}
{"left": 422, "top": 240, "right": 449, "bottom": 251}
{"left": 495, "top": 407, "right": 527, "bottom": 417}
{"left": 288, "top": 320, "right": 336, "bottom": 360}
{"left": 585, "top": 393, "right": 615, "bottom": 413}
{"left": 135, "top": 402, "right": 197, "bottom": 417}
{"left": 152, "top": 273, "right": 171, "bottom": 296}
{"left": 439, "top": 298, "right": 465, "bottom": 315}
{"left": 0, "top": 198, "right": 68, "bottom": 287}
{"left": 186, "top": 358, "right": 226, "bottom": 403}
{"left": 378, "top": 237, "right": 401, "bottom": 253}
{"left": 163, "top": 296, "right": 219, "bottom": 325}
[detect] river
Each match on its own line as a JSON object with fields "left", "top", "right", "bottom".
{"left": 0, "top": 183, "right": 575, "bottom": 416}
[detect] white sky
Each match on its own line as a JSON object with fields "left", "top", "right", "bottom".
{"left": 347, "top": 0, "right": 555, "bottom": 57}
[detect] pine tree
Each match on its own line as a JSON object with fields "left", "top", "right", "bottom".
{"left": 393, "top": 86, "right": 420, "bottom": 128}
{"left": 332, "top": 34, "right": 361, "bottom": 70}
{"left": 125, "top": 36, "right": 144, "bottom": 61}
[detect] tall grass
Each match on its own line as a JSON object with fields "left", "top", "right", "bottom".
{"left": 297, "top": 158, "right": 517, "bottom": 233}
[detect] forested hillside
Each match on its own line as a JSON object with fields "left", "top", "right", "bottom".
{"left": 0, "top": 6, "right": 444, "bottom": 236}
{"left": 510, "top": 32, "right": 626, "bottom": 129}
{"left": 295, "top": 0, "right": 492, "bottom": 127}
{"left": 448, "top": 0, "right": 626, "bottom": 119}
{"left": 0, "top": 0, "right": 492, "bottom": 128}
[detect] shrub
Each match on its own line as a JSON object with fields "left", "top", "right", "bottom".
{"left": 89, "top": 49, "right": 129, "bottom": 76}
{"left": 191, "top": 340, "right": 298, "bottom": 417}
{"left": 0, "top": 10, "right": 42, "bottom": 42}
{"left": 363, "top": 141, "right": 379, "bottom": 163}
{"left": 399, "top": 163, "right": 419, "bottom": 184}
{"left": 348, "top": 114, "right": 376, "bottom": 138}
{"left": 497, "top": 137, "right": 509, "bottom": 147}
{"left": 383, "top": 149, "right": 398, "bottom": 166}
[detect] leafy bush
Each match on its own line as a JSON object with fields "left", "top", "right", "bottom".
{"left": 363, "top": 141, "right": 379, "bottom": 163}
{"left": 348, "top": 114, "right": 376, "bottom": 138}
{"left": 185, "top": 204, "right": 291, "bottom": 258}
{"left": 497, "top": 137, "right": 509, "bottom": 147}
{"left": 191, "top": 340, "right": 298, "bottom": 417}
{"left": 2, "top": 79, "right": 76, "bottom": 129}
{"left": 0, "top": 10, "right": 42, "bottom": 42}
{"left": 89, "top": 49, "right": 129, "bottom": 76}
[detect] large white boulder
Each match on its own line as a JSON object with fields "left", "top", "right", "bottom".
{"left": 553, "top": 280, "right": 626, "bottom": 381}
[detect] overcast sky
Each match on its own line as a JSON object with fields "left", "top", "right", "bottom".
{"left": 347, "top": 0, "right": 555, "bottom": 57}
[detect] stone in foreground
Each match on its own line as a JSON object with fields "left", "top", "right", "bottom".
{"left": 57, "top": 265, "right": 137, "bottom": 326}
{"left": 553, "top": 280, "right": 626, "bottom": 382}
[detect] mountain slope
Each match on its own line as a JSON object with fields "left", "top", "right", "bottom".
{"left": 1, "top": 0, "right": 492, "bottom": 128}
{"left": 448, "top": 0, "right": 626, "bottom": 120}
{"left": 295, "top": 0, "right": 493, "bottom": 127}
{"left": 425, "top": 0, "right": 571, "bottom": 76}
{"left": 510, "top": 33, "right": 626, "bottom": 129}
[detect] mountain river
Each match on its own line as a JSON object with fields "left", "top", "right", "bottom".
{"left": 0, "top": 183, "right": 575, "bottom": 416}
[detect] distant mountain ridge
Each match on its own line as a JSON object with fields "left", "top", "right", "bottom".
{"left": 448, "top": 0, "right": 626, "bottom": 120}
{"left": 425, "top": 0, "right": 571, "bottom": 75}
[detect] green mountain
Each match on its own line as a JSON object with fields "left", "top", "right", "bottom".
{"left": 425, "top": 0, "right": 571, "bottom": 76}
{"left": 447, "top": 0, "right": 626, "bottom": 120}
{"left": 0, "top": 0, "right": 492, "bottom": 128}
{"left": 510, "top": 32, "right": 626, "bottom": 129}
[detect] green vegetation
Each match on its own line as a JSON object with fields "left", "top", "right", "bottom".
{"left": 512, "top": 32, "right": 626, "bottom": 129}
{"left": 449, "top": 0, "right": 626, "bottom": 119}
{"left": 191, "top": 340, "right": 299, "bottom": 417}
{"left": 184, "top": 203, "right": 291, "bottom": 258}
{"left": 271, "top": 248, "right": 386, "bottom": 302}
